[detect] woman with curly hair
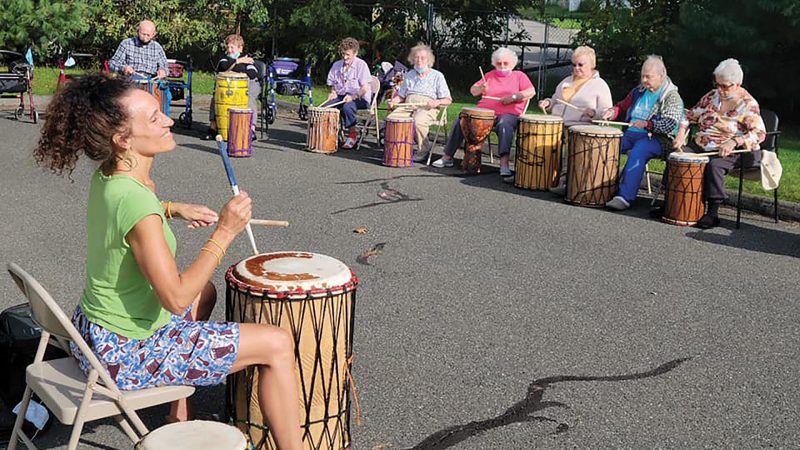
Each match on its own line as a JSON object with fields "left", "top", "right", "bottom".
{"left": 34, "top": 74, "right": 302, "bottom": 449}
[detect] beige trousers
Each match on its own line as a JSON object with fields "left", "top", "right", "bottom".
{"left": 386, "top": 94, "right": 439, "bottom": 149}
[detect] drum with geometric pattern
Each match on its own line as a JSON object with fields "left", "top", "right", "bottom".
{"left": 662, "top": 152, "right": 709, "bottom": 226}
{"left": 225, "top": 252, "right": 358, "bottom": 450}
{"left": 565, "top": 125, "right": 622, "bottom": 206}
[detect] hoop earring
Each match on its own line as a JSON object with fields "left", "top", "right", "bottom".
{"left": 121, "top": 149, "right": 138, "bottom": 170}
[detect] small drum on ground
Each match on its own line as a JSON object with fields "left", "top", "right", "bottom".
{"left": 459, "top": 107, "right": 495, "bottom": 174}
{"left": 226, "top": 252, "right": 358, "bottom": 450}
{"left": 227, "top": 108, "right": 254, "bottom": 158}
{"left": 565, "top": 125, "right": 622, "bottom": 206}
{"left": 135, "top": 420, "right": 251, "bottom": 450}
{"left": 215, "top": 72, "right": 249, "bottom": 140}
{"left": 662, "top": 152, "right": 709, "bottom": 226}
{"left": 514, "top": 114, "right": 564, "bottom": 190}
{"left": 383, "top": 117, "right": 415, "bottom": 167}
{"left": 307, "top": 106, "right": 340, "bottom": 154}
{"left": 132, "top": 78, "right": 169, "bottom": 116}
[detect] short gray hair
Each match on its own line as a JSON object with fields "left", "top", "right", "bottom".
{"left": 713, "top": 58, "right": 743, "bottom": 84}
{"left": 641, "top": 55, "right": 667, "bottom": 77}
{"left": 491, "top": 47, "right": 518, "bottom": 68}
{"left": 408, "top": 43, "right": 435, "bottom": 66}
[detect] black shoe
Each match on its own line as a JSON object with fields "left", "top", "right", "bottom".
{"left": 412, "top": 151, "right": 430, "bottom": 163}
{"left": 649, "top": 207, "right": 664, "bottom": 219}
{"left": 202, "top": 130, "right": 217, "bottom": 141}
{"left": 695, "top": 214, "right": 721, "bottom": 229}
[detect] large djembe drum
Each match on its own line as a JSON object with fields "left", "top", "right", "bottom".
{"left": 565, "top": 125, "right": 622, "bottom": 206}
{"left": 383, "top": 116, "right": 415, "bottom": 167}
{"left": 514, "top": 114, "right": 564, "bottom": 190}
{"left": 306, "top": 106, "right": 340, "bottom": 154}
{"left": 225, "top": 252, "right": 358, "bottom": 450}
{"left": 662, "top": 152, "right": 709, "bottom": 226}
{"left": 215, "top": 72, "right": 249, "bottom": 140}
{"left": 459, "top": 107, "right": 495, "bottom": 174}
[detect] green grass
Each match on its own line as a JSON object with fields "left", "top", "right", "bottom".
{"left": 20, "top": 67, "right": 800, "bottom": 204}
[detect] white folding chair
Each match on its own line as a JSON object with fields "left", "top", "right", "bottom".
{"left": 356, "top": 76, "right": 382, "bottom": 150}
{"left": 426, "top": 105, "right": 450, "bottom": 165}
{"left": 7, "top": 263, "right": 195, "bottom": 450}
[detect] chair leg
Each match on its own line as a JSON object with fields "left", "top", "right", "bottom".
{"left": 736, "top": 168, "right": 744, "bottom": 228}
{"left": 114, "top": 413, "right": 142, "bottom": 443}
{"left": 68, "top": 370, "right": 100, "bottom": 450}
{"left": 356, "top": 116, "right": 371, "bottom": 150}
{"left": 774, "top": 187, "right": 779, "bottom": 223}
{"left": 428, "top": 127, "right": 442, "bottom": 166}
{"left": 645, "top": 163, "right": 652, "bottom": 194}
{"left": 8, "top": 386, "right": 33, "bottom": 450}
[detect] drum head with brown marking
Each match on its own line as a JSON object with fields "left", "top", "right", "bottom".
{"left": 668, "top": 152, "right": 709, "bottom": 164}
{"left": 229, "top": 252, "right": 355, "bottom": 297}
{"left": 461, "top": 107, "right": 495, "bottom": 119}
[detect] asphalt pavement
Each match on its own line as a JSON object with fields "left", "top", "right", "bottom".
{"left": 1, "top": 100, "right": 799, "bottom": 449}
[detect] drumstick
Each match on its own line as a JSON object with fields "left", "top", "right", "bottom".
{"left": 479, "top": 66, "right": 486, "bottom": 84}
{"left": 555, "top": 98, "right": 582, "bottom": 112}
{"left": 394, "top": 102, "right": 427, "bottom": 107}
{"left": 250, "top": 219, "right": 289, "bottom": 227}
{"left": 540, "top": 105, "right": 548, "bottom": 115}
{"left": 215, "top": 135, "right": 259, "bottom": 256}
{"left": 482, "top": 96, "right": 502, "bottom": 100}
{"left": 693, "top": 149, "right": 750, "bottom": 157}
{"left": 323, "top": 99, "right": 346, "bottom": 108}
{"left": 592, "top": 119, "right": 631, "bottom": 127}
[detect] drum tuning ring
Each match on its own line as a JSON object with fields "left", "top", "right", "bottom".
{"left": 226, "top": 89, "right": 233, "bottom": 96}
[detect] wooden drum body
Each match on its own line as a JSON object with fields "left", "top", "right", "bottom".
{"left": 135, "top": 420, "right": 251, "bottom": 450}
{"left": 307, "top": 107, "right": 340, "bottom": 154}
{"left": 566, "top": 125, "right": 622, "bottom": 206}
{"left": 459, "top": 107, "right": 495, "bottom": 174}
{"left": 383, "top": 117, "right": 415, "bottom": 167}
{"left": 225, "top": 252, "right": 358, "bottom": 450}
{"left": 132, "top": 79, "right": 168, "bottom": 116}
{"left": 514, "top": 114, "right": 564, "bottom": 190}
{"left": 662, "top": 152, "right": 709, "bottom": 226}
{"left": 215, "top": 72, "right": 249, "bottom": 140}
{"left": 227, "top": 108, "right": 254, "bottom": 158}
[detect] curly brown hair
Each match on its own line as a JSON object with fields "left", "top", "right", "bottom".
{"left": 34, "top": 74, "right": 134, "bottom": 177}
{"left": 338, "top": 37, "right": 360, "bottom": 54}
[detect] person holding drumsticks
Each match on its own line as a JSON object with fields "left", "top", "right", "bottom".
{"left": 601, "top": 55, "right": 684, "bottom": 211}
{"left": 672, "top": 58, "right": 766, "bottom": 229}
{"left": 386, "top": 43, "right": 452, "bottom": 162}
{"left": 323, "top": 37, "right": 372, "bottom": 149}
{"left": 108, "top": 20, "right": 168, "bottom": 79}
{"left": 431, "top": 47, "right": 535, "bottom": 178}
{"left": 203, "top": 34, "right": 261, "bottom": 141}
{"left": 538, "top": 46, "right": 612, "bottom": 193}
{"left": 33, "top": 75, "right": 303, "bottom": 449}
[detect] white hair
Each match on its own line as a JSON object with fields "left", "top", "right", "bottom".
{"left": 491, "top": 47, "right": 518, "bottom": 68}
{"left": 572, "top": 46, "right": 596, "bottom": 68}
{"left": 641, "top": 55, "right": 667, "bottom": 78}
{"left": 713, "top": 58, "right": 743, "bottom": 84}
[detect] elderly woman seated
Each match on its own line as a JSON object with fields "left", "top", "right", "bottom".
{"left": 387, "top": 43, "right": 452, "bottom": 162}
{"left": 675, "top": 58, "right": 766, "bottom": 229}
{"left": 431, "top": 47, "right": 535, "bottom": 178}
{"left": 602, "top": 55, "right": 684, "bottom": 211}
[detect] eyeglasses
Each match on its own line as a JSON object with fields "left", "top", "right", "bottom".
{"left": 572, "top": 62, "right": 585, "bottom": 68}
{"left": 714, "top": 81, "right": 736, "bottom": 90}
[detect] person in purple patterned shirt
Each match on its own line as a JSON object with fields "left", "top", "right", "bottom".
{"left": 322, "top": 38, "right": 372, "bottom": 149}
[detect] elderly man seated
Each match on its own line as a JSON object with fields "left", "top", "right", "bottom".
{"left": 108, "top": 20, "right": 168, "bottom": 79}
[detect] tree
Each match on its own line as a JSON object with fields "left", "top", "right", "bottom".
{"left": 0, "top": 0, "right": 90, "bottom": 57}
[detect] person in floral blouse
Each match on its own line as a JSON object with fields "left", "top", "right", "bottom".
{"left": 673, "top": 58, "right": 766, "bottom": 229}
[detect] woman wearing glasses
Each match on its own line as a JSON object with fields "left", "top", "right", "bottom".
{"left": 538, "top": 46, "right": 613, "bottom": 126}
{"left": 672, "top": 58, "right": 766, "bottom": 229}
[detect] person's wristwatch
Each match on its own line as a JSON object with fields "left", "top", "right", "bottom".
{"left": 512, "top": 93, "right": 520, "bottom": 101}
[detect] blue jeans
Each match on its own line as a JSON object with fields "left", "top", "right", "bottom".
{"left": 617, "top": 130, "right": 662, "bottom": 202}
{"left": 322, "top": 96, "right": 369, "bottom": 129}
{"left": 444, "top": 113, "right": 518, "bottom": 157}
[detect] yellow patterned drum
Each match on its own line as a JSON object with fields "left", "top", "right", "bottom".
{"left": 514, "top": 114, "right": 564, "bottom": 190}
{"left": 215, "top": 72, "right": 249, "bottom": 140}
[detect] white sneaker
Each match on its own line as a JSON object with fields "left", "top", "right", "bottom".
{"left": 342, "top": 137, "right": 356, "bottom": 149}
{"left": 432, "top": 157, "right": 454, "bottom": 168}
{"left": 606, "top": 195, "right": 631, "bottom": 210}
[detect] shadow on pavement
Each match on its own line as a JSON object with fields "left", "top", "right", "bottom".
{"left": 409, "top": 357, "right": 692, "bottom": 450}
{"left": 686, "top": 224, "right": 800, "bottom": 258}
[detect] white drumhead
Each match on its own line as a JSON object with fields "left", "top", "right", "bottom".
{"left": 228, "top": 108, "right": 253, "bottom": 113}
{"left": 519, "top": 114, "right": 563, "bottom": 124}
{"left": 137, "top": 421, "right": 247, "bottom": 450}
{"left": 668, "top": 152, "right": 709, "bottom": 163}
{"left": 462, "top": 107, "right": 494, "bottom": 114}
{"left": 232, "top": 252, "right": 352, "bottom": 293}
{"left": 569, "top": 125, "right": 623, "bottom": 136}
{"left": 386, "top": 117, "right": 414, "bottom": 124}
{"left": 309, "top": 106, "right": 338, "bottom": 113}
{"left": 216, "top": 72, "right": 248, "bottom": 80}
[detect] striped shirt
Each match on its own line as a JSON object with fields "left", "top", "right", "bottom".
{"left": 109, "top": 37, "right": 168, "bottom": 76}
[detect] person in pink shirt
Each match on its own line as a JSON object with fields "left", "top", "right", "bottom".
{"left": 432, "top": 47, "right": 536, "bottom": 178}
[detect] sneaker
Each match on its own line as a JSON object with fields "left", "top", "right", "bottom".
{"left": 342, "top": 137, "right": 356, "bottom": 149}
{"left": 606, "top": 196, "right": 631, "bottom": 211}
{"left": 502, "top": 174, "right": 515, "bottom": 184}
{"left": 432, "top": 157, "right": 454, "bottom": 168}
{"left": 550, "top": 183, "right": 567, "bottom": 196}
{"left": 499, "top": 167, "right": 513, "bottom": 177}
{"left": 412, "top": 150, "right": 430, "bottom": 163}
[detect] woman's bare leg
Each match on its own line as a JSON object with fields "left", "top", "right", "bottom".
{"left": 169, "top": 282, "right": 217, "bottom": 421}
{"left": 231, "top": 323, "right": 302, "bottom": 450}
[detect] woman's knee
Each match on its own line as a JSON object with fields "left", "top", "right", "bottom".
{"left": 257, "top": 325, "right": 295, "bottom": 364}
